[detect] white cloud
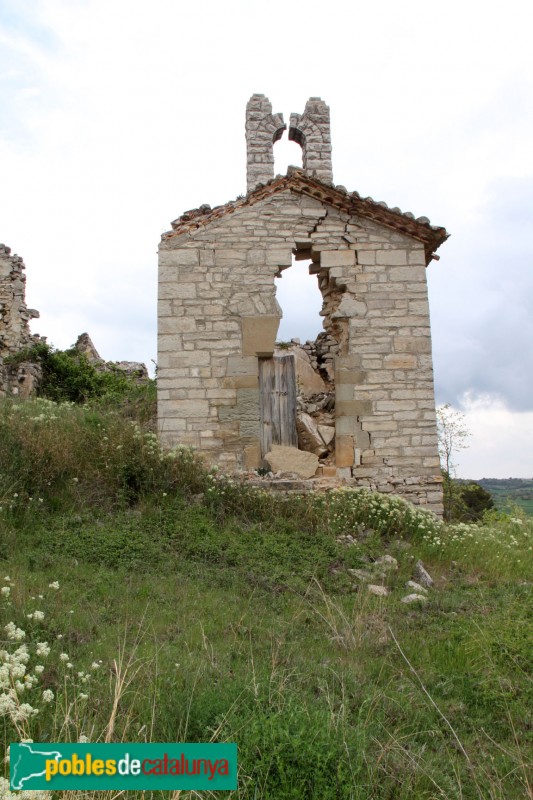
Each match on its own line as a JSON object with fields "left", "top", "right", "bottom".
{"left": 455, "top": 394, "right": 533, "bottom": 479}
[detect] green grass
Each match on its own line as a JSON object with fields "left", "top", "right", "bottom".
{"left": 1, "top": 398, "right": 532, "bottom": 799}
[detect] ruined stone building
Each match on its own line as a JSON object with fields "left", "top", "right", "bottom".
{"left": 157, "top": 95, "right": 448, "bottom": 514}
{"left": 0, "top": 243, "right": 41, "bottom": 397}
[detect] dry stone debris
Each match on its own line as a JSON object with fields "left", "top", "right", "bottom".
{"left": 414, "top": 560, "right": 434, "bottom": 588}
{"left": 401, "top": 593, "right": 428, "bottom": 605}
{"left": 264, "top": 445, "right": 319, "bottom": 479}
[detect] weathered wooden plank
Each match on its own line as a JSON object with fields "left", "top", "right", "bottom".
{"left": 285, "top": 355, "right": 298, "bottom": 447}
{"left": 259, "top": 358, "right": 273, "bottom": 457}
{"left": 271, "top": 357, "right": 282, "bottom": 446}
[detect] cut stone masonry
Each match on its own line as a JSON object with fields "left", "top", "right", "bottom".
{"left": 158, "top": 95, "right": 448, "bottom": 515}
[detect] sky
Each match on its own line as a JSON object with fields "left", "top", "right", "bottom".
{"left": 1, "top": 0, "right": 532, "bottom": 479}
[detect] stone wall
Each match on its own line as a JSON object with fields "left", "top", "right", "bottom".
{"left": 0, "top": 243, "right": 41, "bottom": 398}
{"left": 158, "top": 181, "right": 443, "bottom": 513}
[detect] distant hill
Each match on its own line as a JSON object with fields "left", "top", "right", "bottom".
{"left": 476, "top": 478, "right": 533, "bottom": 515}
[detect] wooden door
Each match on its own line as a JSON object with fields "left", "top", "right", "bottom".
{"left": 259, "top": 355, "right": 298, "bottom": 457}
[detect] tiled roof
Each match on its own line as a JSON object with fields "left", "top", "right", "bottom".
{"left": 164, "top": 168, "right": 449, "bottom": 265}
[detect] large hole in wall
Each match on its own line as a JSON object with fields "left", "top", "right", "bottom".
{"left": 272, "top": 256, "right": 337, "bottom": 466}
{"left": 275, "top": 257, "right": 322, "bottom": 343}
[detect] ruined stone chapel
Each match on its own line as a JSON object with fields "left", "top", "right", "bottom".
{"left": 157, "top": 95, "right": 448, "bottom": 514}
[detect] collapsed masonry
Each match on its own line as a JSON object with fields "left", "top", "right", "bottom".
{"left": 0, "top": 243, "right": 42, "bottom": 398}
{"left": 157, "top": 95, "right": 448, "bottom": 515}
{"left": 0, "top": 245, "right": 149, "bottom": 398}
{"left": 74, "top": 333, "right": 149, "bottom": 382}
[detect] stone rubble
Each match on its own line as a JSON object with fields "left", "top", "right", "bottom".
{"left": 74, "top": 333, "right": 149, "bottom": 382}
{"left": 414, "top": 560, "right": 435, "bottom": 588}
{"left": 0, "top": 243, "right": 42, "bottom": 398}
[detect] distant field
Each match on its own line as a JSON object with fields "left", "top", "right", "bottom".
{"left": 477, "top": 478, "right": 533, "bottom": 515}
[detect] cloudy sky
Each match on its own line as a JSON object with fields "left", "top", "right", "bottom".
{"left": 1, "top": 0, "right": 532, "bottom": 478}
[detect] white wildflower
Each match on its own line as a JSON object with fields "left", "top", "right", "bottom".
{"left": 36, "top": 642, "right": 50, "bottom": 657}
{"left": 4, "top": 622, "right": 25, "bottom": 641}
{"left": 42, "top": 689, "right": 54, "bottom": 703}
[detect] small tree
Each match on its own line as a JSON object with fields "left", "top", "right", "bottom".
{"left": 436, "top": 404, "right": 471, "bottom": 521}
{"left": 436, "top": 403, "right": 471, "bottom": 479}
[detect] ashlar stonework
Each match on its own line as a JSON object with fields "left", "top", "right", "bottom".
{"left": 157, "top": 95, "right": 448, "bottom": 515}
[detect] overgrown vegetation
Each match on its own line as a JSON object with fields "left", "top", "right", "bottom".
{"left": 1, "top": 397, "right": 532, "bottom": 799}
{"left": 5, "top": 342, "right": 156, "bottom": 423}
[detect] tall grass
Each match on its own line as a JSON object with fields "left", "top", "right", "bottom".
{"left": 1, "top": 397, "right": 532, "bottom": 798}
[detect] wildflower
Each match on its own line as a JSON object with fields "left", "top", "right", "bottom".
{"left": 66, "top": 662, "right": 73, "bottom": 669}
{"left": 34, "top": 665, "right": 45, "bottom": 674}
{"left": 59, "top": 652, "right": 69, "bottom": 662}
{"left": 91, "top": 661, "right": 100, "bottom": 670}
{"left": 48, "top": 581, "right": 60, "bottom": 590}
{"left": 4, "top": 622, "right": 25, "bottom": 641}
{"left": 78, "top": 734, "right": 90, "bottom": 743}
{"left": 1, "top": 586, "right": 10, "bottom": 597}
{"left": 78, "top": 693, "right": 88, "bottom": 701}
{"left": 36, "top": 642, "right": 50, "bottom": 657}
{"left": 42, "top": 689, "right": 54, "bottom": 703}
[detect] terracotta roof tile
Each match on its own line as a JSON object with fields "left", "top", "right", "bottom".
{"left": 163, "top": 169, "right": 448, "bottom": 265}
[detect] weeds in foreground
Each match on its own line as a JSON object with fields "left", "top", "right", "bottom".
{"left": 1, "top": 397, "right": 533, "bottom": 798}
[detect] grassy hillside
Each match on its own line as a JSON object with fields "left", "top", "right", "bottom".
{"left": 1, "top": 398, "right": 532, "bottom": 799}
{"left": 477, "top": 478, "right": 533, "bottom": 516}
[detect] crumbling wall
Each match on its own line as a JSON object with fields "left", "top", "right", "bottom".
{"left": 158, "top": 186, "right": 442, "bottom": 513}
{"left": 0, "top": 244, "right": 41, "bottom": 398}
{"left": 74, "top": 333, "right": 149, "bottom": 382}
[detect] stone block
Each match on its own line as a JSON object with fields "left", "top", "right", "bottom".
{"left": 320, "top": 250, "right": 356, "bottom": 268}
{"left": 215, "top": 249, "right": 247, "bottom": 265}
{"left": 333, "top": 294, "right": 367, "bottom": 317}
{"left": 335, "top": 369, "right": 366, "bottom": 384}
{"left": 266, "top": 248, "right": 292, "bottom": 267}
{"left": 222, "top": 375, "right": 258, "bottom": 389}
{"left": 227, "top": 356, "right": 258, "bottom": 376}
{"left": 335, "top": 384, "right": 354, "bottom": 402}
{"left": 384, "top": 354, "right": 417, "bottom": 370}
{"left": 387, "top": 266, "right": 426, "bottom": 282}
{"left": 336, "top": 400, "right": 372, "bottom": 416}
{"left": 242, "top": 315, "right": 280, "bottom": 356}
{"left": 356, "top": 250, "right": 376, "bottom": 265}
{"left": 377, "top": 249, "right": 407, "bottom": 266}
{"left": 336, "top": 435, "right": 355, "bottom": 467}
{"left": 265, "top": 445, "right": 319, "bottom": 479}
{"left": 393, "top": 337, "right": 431, "bottom": 354}
{"left": 321, "top": 465, "right": 337, "bottom": 477}
{"left": 297, "top": 413, "right": 329, "bottom": 457}
{"left": 244, "top": 442, "right": 261, "bottom": 469}
{"left": 318, "top": 425, "right": 335, "bottom": 446}
{"left": 171, "top": 249, "right": 200, "bottom": 266}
